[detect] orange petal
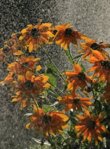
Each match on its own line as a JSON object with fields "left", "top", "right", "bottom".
{"left": 29, "top": 42, "right": 34, "bottom": 52}
{"left": 92, "top": 50, "right": 105, "bottom": 61}
{"left": 74, "top": 63, "right": 82, "bottom": 73}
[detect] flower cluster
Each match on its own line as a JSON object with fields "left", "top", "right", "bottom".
{"left": 1, "top": 20, "right": 110, "bottom": 148}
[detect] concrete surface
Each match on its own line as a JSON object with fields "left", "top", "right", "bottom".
{"left": 0, "top": 0, "right": 110, "bottom": 148}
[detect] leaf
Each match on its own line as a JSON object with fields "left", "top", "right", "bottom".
{"left": 46, "top": 63, "right": 58, "bottom": 76}
{"left": 80, "top": 63, "right": 86, "bottom": 72}
{"left": 45, "top": 73, "right": 57, "bottom": 87}
{"left": 42, "top": 104, "right": 52, "bottom": 112}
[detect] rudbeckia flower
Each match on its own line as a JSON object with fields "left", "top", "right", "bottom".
{"left": 3, "top": 33, "right": 24, "bottom": 56}
{"left": 19, "top": 23, "right": 54, "bottom": 52}
{"left": 0, "top": 48, "right": 5, "bottom": 61}
{"left": 26, "top": 107, "right": 69, "bottom": 136}
{"left": 58, "top": 94, "right": 92, "bottom": 111}
{"left": 80, "top": 40, "right": 110, "bottom": 59}
{"left": 89, "top": 50, "right": 110, "bottom": 82}
{"left": 1, "top": 56, "right": 41, "bottom": 85}
{"left": 11, "top": 71, "right": 50, "bottom": 109}
{"left": 12, "top": 91, "right": 28, "bottom": 110}
{"left": 65, "top": 63, "right": 92, "bottom": 92}
{"left": 75, "top": 110, "right": 106, "bottom": 144}
{"left": 7, "top": 56, "right": 40, "bottom": 75}
{"left": 0, "top": 72, "right": 14, "bottom": 85}
{"left": 16, "top": 71, "right": 50, "bottom": 95}
{"left": 54, "top": 23, "right": 81, "bottom": 50}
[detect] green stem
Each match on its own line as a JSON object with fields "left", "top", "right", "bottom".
{"left": 45, "top": 51, "right": 66, "bottom": 82}
{"left": 73, "top": 53, "right": 84, "bottom": 60}
{"left": 65, "top": 48, "right": 74, "bottom": 64}
{"left": 31, "top": 96, "right": 39, "bottom": 109}
{"left": 50, "top": 83, "right": 64, "bottom": 95}
{"left": 49, "top": 88, "right": 61, "bottom": 97}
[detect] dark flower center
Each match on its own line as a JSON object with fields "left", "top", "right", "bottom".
{"left": 3, "top": 47, "right": 10, "bottom": 53}
{"left": 22, "top": 62, "right": 29, "bottom": 68}
{"left": 31, "top": 28, "right": 40, "bottom": 38}
{"left": 42, "top": 114, "right": 52, "bottom": 124}
{"left": 85, "top": 86, "right": 93, "bottom": 92}
{"left": 73, "top": 98, "right": 80, "bottom": 105}
{"left": 53, "top": 29, "right": 57, "bottom": 35}
{"left": 100, "top": 61, "right": 110, "bottom": 69}
{"left": 24, "top": 81, "right": 34, "bottom": 89}
{"left": 65, "top": 28, "right": 73, "bottom": 36}
{"left": 87, "top": 119, "right": 96, "bottom": 129}
{"left": 77, "top": 72, "right": 86, "bottom": 81}
{"left": 90, "top": 43, "right": 100, "bottom": 50}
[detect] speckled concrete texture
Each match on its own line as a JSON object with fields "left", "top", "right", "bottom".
{"left": 0, "top": 1, "right": 58, "bottom": 149}
{"left": 57, "top": 0, "right": 110, "bottom": 41}
{"left": 0, "top": 0, "right": 110, "bottom": 148}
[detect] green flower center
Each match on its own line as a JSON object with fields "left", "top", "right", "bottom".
{"left": 90, "top": 43, "right": 100, "bottom": 50}
{"left": 100, "top": 60, "right": 110, "bottom": 69}
{"left": 65, "top": 28, "right": 73, "bottom": 36}
{"left": 31, "top": 28, "right": 40, "bottom": 38}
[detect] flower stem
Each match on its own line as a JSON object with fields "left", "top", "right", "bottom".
{"left": 44, "top": 50, "right": 66, "bottom": 82}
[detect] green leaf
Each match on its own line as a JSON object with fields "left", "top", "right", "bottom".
{"left": 46, "top": 63, "right": 58, "bottom": 76}
{"left": 45, "top": 73, "right": 57, "bottom": 87}
{"left": 80, "top": 63, "right": 86, "bottom": 72}
{"left": 42, "top": 104, "right": 52, "bottom": 112}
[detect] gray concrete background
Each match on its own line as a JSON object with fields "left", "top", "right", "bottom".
{"left": 0, "top": 0, "right": 110, "bottom": 148}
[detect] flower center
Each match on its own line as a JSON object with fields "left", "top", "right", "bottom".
{"left": 22, "top": 62, "right": 29, "bottom": 68}
{"left": 31, "top": 28, "right": 40, "bottom": 38}
{"left": 100, "top": 61, "right": 110, "bottom": 69}
{"left": 42, "top": 114, "right": 52, "bottom": 124}
{"left": 77, "top": 72, "right": 86, "bottom": 81}
{"left": 65, "top": 28, "right": 73, "bottom": 36}
{"left": 24, "top": 81, "right": 34, "bottom": 89}
{"left": 85, "top": 86, "right": 93, "bottom": 92}
{"left": 3, "top": 47, "right": 10, "bottom": 53}
{"left": 73, "top": 98, "right": 80, "bottom": 105}
{"left": 90, "top": 43, "right": 100, "bottom": 50}
{"left": 53, "top": 29, "right": 57, "bottom": 35}
{"left": 87, "top": 119, "right": 96, "bottom": 129}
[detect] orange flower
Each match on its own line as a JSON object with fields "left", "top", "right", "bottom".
{"left": 26, "top": 107, "right": 69, "bottom": 136}
{"left": 0, "top": 72, "right": 14, "bottom": 85}
{"left": 58, "top": 93, "right": 92, "bottom": 111}
{"left": 12, "top": 91, "right": 28, "bottom": 110}
{"left": 80, "top": 40, "right": 110, "bottom": 59}
{"left": 54, "top": 23, "right": 81, "bottom": 50}
{"left": 16, "top": 71, "right": 50, "bottom": 95}
{"left": 11, "top": 71, "right": 50, "bottom": 109}
{"left": 19, "top": 23, "right": 54, "bottom": 52}
{"left": 1, "top": 56, "right": 41, "bottom": 85}
{"left": 3, "top": 33, "right": 24, "bottom": 56}
{"left": 89, "top": 50, "right": 110, "bottom": 82}
{"left": 75, "top": 110, "right": 106, "bottom": 144}
{"left": 65, "top": 63, "right": 92, "bottom": 92}
{"left": 7, "top": 56, "right": 40, "bottom": 75}
{"left": 0, "top": 48, "right": 5, "bottom": 61}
